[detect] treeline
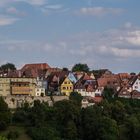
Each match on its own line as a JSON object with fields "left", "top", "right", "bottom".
{"left": 1, "top": 91, "right": 140, "bottom": 140}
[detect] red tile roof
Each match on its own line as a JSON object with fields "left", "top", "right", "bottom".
{"left": 20, "top": 63, "right": 51, "bottom": 78}
{"left": 21, "top": 63, "right": 51, "bottom": 71}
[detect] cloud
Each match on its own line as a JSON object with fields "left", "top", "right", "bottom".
{"left": 99, "top": 45, "right": 140, "bottom": 58}
{"left": 1, "top": 24, "right": 140, "bottom": 72}
{"left": 0, "top": 15, "right": 18, "bottom": 26}
{"left": 6, "top": 7, "right": 26, "bottom": 16}
{"left": 17, "top": 0, "right": 47, "bottom": 6}
{"left": 0, "top": 0, "right": 47, "bottom": 7}
{"left": 76, "top": 7, "right": 124, "bottom": 16}
{"left": 42, "top": 4, "right": 69, "bottom": 15}
{"left": 6, "top": 7, "right": 18, "bottom": 14}
{"left": 45, "top": 4, "right": 63, "bottom": 10}
{"left": 124, "top": 31, "right": 140, "bottom": 46}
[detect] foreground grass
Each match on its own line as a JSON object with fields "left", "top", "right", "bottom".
{"left": 0, "top": 126, "right": 32, "bottom": 140}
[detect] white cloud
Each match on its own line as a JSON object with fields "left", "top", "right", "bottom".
{"left": 1, "top": 24, "right": 140, "bottom": 72}
{"left": 99, "top": 45, "right": 140, "bottom": 58}
{"left": 119, "top": 30, "right": 140, "bottom": 46}
{"left": 17, "top": 0, "right": 47, "bottom": 6}
{"left": 6, "top": 7, "right": 26, "bottom": 16}
{"left": 45, "top": 4, "right": 63, "bottom": 10}
{"left": 0, "top": 15, "right": 18, "bottom": 26}
{"left": 7, "top": 7, "right": 18, "bottom": 14}
{"left": 76, "top": 7, "right": 124, "bottom": 16}
{"left": 0, "top": 0, "right": 47, "bottom": 7}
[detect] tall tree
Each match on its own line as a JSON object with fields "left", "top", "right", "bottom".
{"left": 72, "top": 63, "right": 89, "bottom": 72}
{"left": 0, "top": 97, "right": 11, "bottom": 131}
{"left": 69, "top": 92, "right": 83, "bottom": 106}
{"left": 0, "top": 63, "right": 16, "bottom": 72}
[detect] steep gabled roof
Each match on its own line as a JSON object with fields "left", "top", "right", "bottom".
{"left": 20, "top": 63, "right": 51, "bottom": 78}
{"left": 21, "top": 63, "right": 50, "bottom": 71}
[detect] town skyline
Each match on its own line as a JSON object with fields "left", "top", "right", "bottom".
{"left": 0, "top": 0, "right": 140, "bottom": 73}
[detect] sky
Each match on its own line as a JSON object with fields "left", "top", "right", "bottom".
{"left": 0, "top": 0, "right": 140, "bottom": 73}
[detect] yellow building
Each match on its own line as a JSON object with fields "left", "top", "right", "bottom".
{"left": 0, "top": 77, "right": 36, "bottom": 96}
{"left": 60, "top": 77, "right": 73, "bottom": 96}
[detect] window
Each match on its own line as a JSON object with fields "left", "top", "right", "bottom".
{"left": 64, "top": 82, "right": 67, "bottom": 84}
{"left": 63, "top": 87, "right": 66, "bottom": 90}
{"left": 135, "top": 86, "right": 138, "bottom": 89}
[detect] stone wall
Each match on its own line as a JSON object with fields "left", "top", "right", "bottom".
{"left": 4, "top": 95, "right": 69, "bottom": 109}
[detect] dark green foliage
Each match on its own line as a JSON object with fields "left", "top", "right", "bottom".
{"left": 103, "top": 87, "right": 114, "bottom": 100}
{"left": 72, "top": 63, "right": 89, "bottom": 72}
{"left": 111, "top": 101, "right": 126, "bottom": 124}
{"left": 0, "top": 136, "right": 8, "bottom": 140}
{"left": 69, "top": 92, "right": 83, "bottom": 106}
{"left": 1, "top": 91, "right": 140, "bottom": 140}
{"left": 64, "top": 120, "right": 78, "bottom": 140}
{"left": 0, "top": 97, "right": 11, "bottom": 131}
{"left": 28, "top": 126, "right": 61, "bottom": 140}
{"left": 7, "top": 130, "right": 19, "bottom": 140}
{"left": 124, "top": 115, "right": 140, "bottom": 140}
{"left": 0, "top": 63, "right": 16, "bottom": 72}
{"left": 62, "top": 67, "right": 69, "bottom": 71}
{"left": 81, "top": 106, "right": 119, "bottom": 140}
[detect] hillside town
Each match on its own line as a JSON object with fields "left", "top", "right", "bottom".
{"left": 0, "top": 62, "right": 140, "bottom": 108}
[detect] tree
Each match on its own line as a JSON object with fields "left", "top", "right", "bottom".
{"left": 82, "top": 106, "right": 119, "bottom": 140}
{"left": 7, "top": 130, "right": 19, "bottom": 140}
{"left": 124, "top": 115, "right": 140, "bottom": 140}
{"left": 0, "top": 63, "right": 16, "bottom": 72}
{"left": 69, "top": 92, "right": 83, "bottom": 106}
{"left": 54, "top": 100, "right": 81, "bottom": 139}
{"left": 103, "top": 87, "right": 115, "bottom": 100}
{"left": 28, "top": 126, "right": 61, "bottom": 140}
{"left": 64, "top": 120, "right": 78, "bottom": 140}
{"left": 0, "top": 136, "right": 8, "bottom": 140}
{"left": 111, "top": 100, "right": 126, "bottom": 124}
{"left": 62, "top": 67, "right": 69, "bottom": 71}
{"left": 72, "top": 63, "right": 89, "bottom": 72}
{"left": 0, "top": 97, "right": 11, "bottom": 131}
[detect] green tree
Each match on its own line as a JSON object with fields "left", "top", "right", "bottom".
{"left": 72, "top": 63, "right": 89, "bottom": 72}
{"left": 64, "top": 120, "right": 78, "bottom": 140}
{"left": 69, "top": 92, "right": 83, "bottom": 106}
{"left": 111, "top": 100, "right": 126, "bottom": 124}
{"left": 124, "top": 115, "right": 140, "bottom": 140}
{"left": 0, "top": 136, "right": 8, "bottom": 140}
{"left": 82, "top": 106, "right": 119, "bottom": 140}
{"left": 0, "top": 63, "right": 16, "bottom": 72}
{"left": 28, "top": 126, "right": 61, "bottom": 140}
{"left": 103, "top": 87, "right": 115, "bottom": 100}
{"left": 100, "top": 99, "right": 112, "bottom": 117}
{"left": 54, "top": 100, "right": 81, "bottom": 139}
{"left": 7, "top": 130, "right": 19, "bottom": 140}
{"left": 0, "top": 97, "right": 11, "bottom": 131}
{"left": 62, "top": 67, "right": 69, "bottom": 71}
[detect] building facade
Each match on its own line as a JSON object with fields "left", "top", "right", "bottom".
{"left": 0, "top": 77, "right": 36, "bottom": 96}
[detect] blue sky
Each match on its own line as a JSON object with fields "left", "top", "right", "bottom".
{"left": 0, "top": 0, "right": 140, "bottom": 73}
